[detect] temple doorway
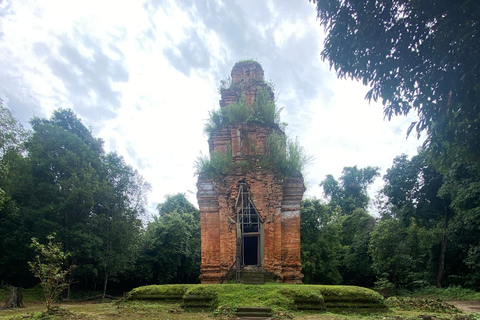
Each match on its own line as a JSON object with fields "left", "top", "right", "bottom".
{"left": 236, "top": 182, "right": 263, "bottom": 267}
{"left": 243, "top": 235, "right": 259, "bottom": 265}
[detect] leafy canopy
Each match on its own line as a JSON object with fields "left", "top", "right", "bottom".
{"left": 321, "top": 165, "right": 380, "bottom": 213}
{"left": 311, "top": 0, "right": 480, "bottom": 169}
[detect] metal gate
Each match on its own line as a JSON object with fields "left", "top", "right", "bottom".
{"left": 234, "top": 182, "right": 263, "bottom": 282}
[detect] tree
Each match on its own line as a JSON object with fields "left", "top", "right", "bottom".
{"left": 369, "top": 217, "right": 436, "bottom": 293}
{"left": 320, "top": 165, "right": 379, "bottom": 213}
{"left": 0, "top": 105, "right": 32, "bottom": 287}
{"left": 383, "top": 152, "right": 446, "bottom": 227}
{"left": 300, "top": 198, "right": 342, "bottom": 284}
{"left": 137, "top": 194, "right": 200, "bottom": 284}
{"left": 157, "top": 193, "right": 198, "bottom": 217}
{"left": 0, "top": 108, "right": 150, "bottom": 294}
{"left": 310, "top": 0, "right": 480, "bottom": 169}
{"left": 94, "top": 152, "right": 150, "bottom": 298}
{"left": 369, "top": 218, "right": 410, "bottom": 295}
{"left": 28, "top": 234, "right": 75, "bottom": 312}
{"left": 24, "top": 109, "right": 105, "bottom": 290}
{"left": 319, "top": 166, "right": 379, "bottom": 286}
{"left": 0, "top": 99, "right": 28, "bottom": 157}
{"left": 438, "top": 162, "right": 480, "bottom": 288}
{"left": 339, "top": 208, "right": 376, "bottom": 287}
{"left": 383, "top": 152, "right": 450, "bottom": 286}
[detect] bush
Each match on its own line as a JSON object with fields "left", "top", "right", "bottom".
{"left": 195, "top": 144, "right": 233, "bottom": 179}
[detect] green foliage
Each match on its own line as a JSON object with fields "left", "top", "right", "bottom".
{"left": 383, "top": 152, "right": 445, "bottom": 227}
{"left": 204, "top": 87, "right": 283, "bottom": 138}
{"left": 321, "top": 166, "right": 380, "bottom": 214}
{"left": 217, "top": 76, "right": 231, "bottom": 93}
{"left": 226, "top": 99, "right": 250, "bottom": 123}
{"left": 413, "top": 285, "right": 480, "bottom": 301}
{"left": 234, "top": 58, "right": 259, "bottom": 65}
{"left": 135, "top": 194, "right": 200, "bottom": 285}
{"left": 203, "top": 108, "right": 227, "bottom": 136}
{"left": 266, "top": 132, "right": 311, "bottom": 177}
{"left": 312, "top": 0, "right": 480, "bottom": 170}
{"left": 308, "top": 166, "right": 380, "bottom": 287}
{"left": 126, "top": 283, "right": 385, "bottom": 315}
{"left": 300, "top": 198, "right": 342, "bottom": 285}
{"left": 127, "top": 284, "right": 190, "bottom": 300}
{"left": 369, "top": 219, "right": 410, "bottom": 294}
{"left": 253, "top": 89, "right": 279, "bottom": 125}
{"left": 28, "top": 234, "right": 75, "bottom": 311}
{"left": 438, "top": 162, "right": 480, "bottom": 288}
{"left": 0, "top": 100, "right": 28, "bottom": 157}
{"left": 194, "top": 144, "right": 232, "bottom": 179}
{"left": 369, "top": 217, "right": 435, "bottom": 293}
{"left": 316, "top": 285, "right": 384, "bottom": 305}
{"left": 0, "top": 108, "right": 149, "bottom": 293}
{"left": 385, "top": 297, "right": 459, "bottom": 313}
{"left": 339, "top": 208, "right": 376, "bottom": 287}
{"left": 157, "top": 193, "right": 198, "bottom": 217}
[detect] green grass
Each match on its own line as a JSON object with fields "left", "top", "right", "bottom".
{"left": 126, "top": 283, "right": 386, "bottom": 317}
{"left": 412, "top": 285, "right": 480, "bottom": 301}
{"left": 3, "top": 284, "right": 479, "bottom": 319}
{"left": 128, "top": 284, "right": 190, "bottom": 300}
{"left": 385, "top": 296, "right": 460, "bottom": 313}
{"left": 0, "top": 285, "right": 45, "bottom": 303}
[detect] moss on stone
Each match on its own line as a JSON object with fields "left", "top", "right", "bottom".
{"left": 127, "top": 283, "right": 386, "bottom": 313}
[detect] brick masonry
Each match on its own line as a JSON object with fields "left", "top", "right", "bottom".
{"left": 197, "top": 61, "right": 305, "bottom": 284}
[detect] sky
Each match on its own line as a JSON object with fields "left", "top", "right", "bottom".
{"left": 0, "top": 0, "right": 424, "bottom": 216}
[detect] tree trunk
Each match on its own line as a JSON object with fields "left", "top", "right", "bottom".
{"left": 437, "top": 206, "right": 450, "bottom": 288}
{"left": 102, "top": 265, "right": 109, "bottom": 299}
{"left": 1, "top": 286, "right": 24, "bottom": 309}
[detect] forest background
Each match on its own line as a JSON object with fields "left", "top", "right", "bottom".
{"left": 1, "top": 0, "right": 479, "bottom": 299}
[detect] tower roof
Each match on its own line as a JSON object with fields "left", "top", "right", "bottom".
{"left": 231, "top": 60, "right": 264, "bottom": 85}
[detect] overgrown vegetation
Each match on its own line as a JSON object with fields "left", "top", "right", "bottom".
{"left": 385, "top": 297, "right": 459, "bottom": 313}
{"left": 412, "top": 286, "right": 480, "bottom": 301}
{"left": 126, "top": 283, "right": 385, "bottom": 317}
{"left": 266, "top": 132, "right": 311, "bottom": 177}
{"left": 194, "top": 144, "right": 233, "bottom": 179}
{"left": 28, "top": 234, "right": 75, "bottom": 312}
{"left": 198, "top": 68, "right": 309, "bottom": 179}
{"left": 204, "top": 89, "right": 283, "bottom": 138}
{"left": 3, "top": 284, "right": 480, "bottom": 319}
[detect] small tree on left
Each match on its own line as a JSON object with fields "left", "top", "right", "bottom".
{"left": 28, "top": 234, "right": 75, "bottom": 312}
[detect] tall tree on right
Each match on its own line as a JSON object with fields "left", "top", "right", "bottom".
{"left": 310, "top": 0, "right": 480, "bottom": 169}
{"left": 321, "top": 165, "right": 379, "bottom": 214}
{"left": 320, "top": 166, "right": 379, "bottom": 286}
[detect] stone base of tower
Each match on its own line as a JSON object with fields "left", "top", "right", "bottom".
{"left": 199, "top": 264, "right": 303, "bottom": 284}
{"left": 199, "top": 264, "right": 223, "bottom": 284}
{"left": 278, "top": 263, "right": 304, "bottom": 284}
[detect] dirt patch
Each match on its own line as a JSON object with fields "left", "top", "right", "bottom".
{"left": 448, "top": 301, "right": 480, "bottom": 313}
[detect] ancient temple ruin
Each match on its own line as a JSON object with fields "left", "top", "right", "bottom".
{"left": 197, "top": 61, "right": 305, "bottom": 284}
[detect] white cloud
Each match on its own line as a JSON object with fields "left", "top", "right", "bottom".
{"left": 0, "top": 0, "right": 424, "bottom": 214}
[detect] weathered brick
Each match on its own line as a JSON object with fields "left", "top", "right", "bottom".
{"left": 198, "top": 61, "right": 304, "bottom": 284}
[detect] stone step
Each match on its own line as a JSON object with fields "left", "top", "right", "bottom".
{"left": 236, "top": 306, "right": 272, "bottom": 318}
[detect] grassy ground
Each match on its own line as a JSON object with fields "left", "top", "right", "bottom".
{"left": 1, "top": 285, "right": 479, "bottom": 319}
{"left": 1, "top": 300, "right": 479, "bottom": 320}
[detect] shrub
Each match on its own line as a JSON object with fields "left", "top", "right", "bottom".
{"left": 226, "top": 100, "right": 250, "bottom": 124}
{"left": 195, "top": 144, "right": 233, "bottom": 179}
{"left": 28, "top": 234, "right": 75, "bottom": 312}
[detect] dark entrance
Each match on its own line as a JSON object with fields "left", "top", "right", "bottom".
{"left": 243, "top": 235, "right": 259, "bottom": 265}
{"left": 235, "top": 182, "right": 264, "bottom": 272}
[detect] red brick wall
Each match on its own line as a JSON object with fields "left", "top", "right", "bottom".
{"left": 198, "top": 61, "right": 304, "bottom": 284}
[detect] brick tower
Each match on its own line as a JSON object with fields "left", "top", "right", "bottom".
{"left": 197, "top": 61, "right": 305, "bottom": 284}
